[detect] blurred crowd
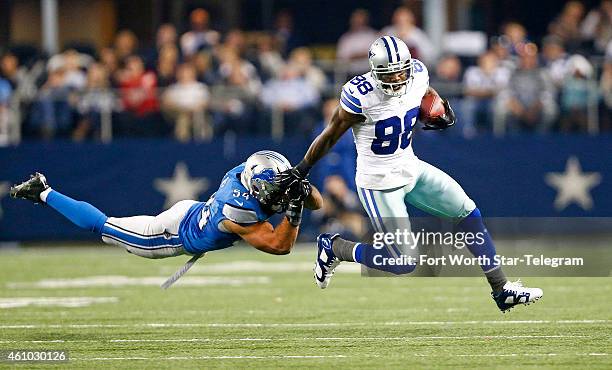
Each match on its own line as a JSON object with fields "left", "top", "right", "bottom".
{"left": 0, "top": 1, "right": 611, "bottom": 145}
{"left": 430, "top": 1, "right": 612, "bottom": 136}
{"left": 0, "top": 1, "right": 611, "bottom": 237}
{"left": 0, "top": 8, "right": 327, "bottom": 142}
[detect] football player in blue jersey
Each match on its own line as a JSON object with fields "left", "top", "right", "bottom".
{"left": 10, "top": 151, "right": 321, "bottom": 259}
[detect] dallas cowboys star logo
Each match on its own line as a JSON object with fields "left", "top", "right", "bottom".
{"left": 368, "top": 50, "right": 374, "bottom": 59}
{"left": 154, "top": 162, "right": 209, "bottom": 210}
{"left": 545, "top": 156, "right": 602, "bottom": 211}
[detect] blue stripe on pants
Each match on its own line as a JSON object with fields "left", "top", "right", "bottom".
{"left": 102, "top": 224, "right": 182, "bottom": 250}
{"left": 359, "top": 187, "right": 381, "bottom": 233}
{"left": 368, "top": 189, "right": 402, "bottom": 256}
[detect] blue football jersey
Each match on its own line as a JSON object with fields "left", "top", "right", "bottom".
{"left": 179, "top": 163, "right": 275, "bottom": 254}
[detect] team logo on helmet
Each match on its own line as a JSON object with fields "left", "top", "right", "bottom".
{"left": 241, "top": 151, "right": 291, "bottom": 213}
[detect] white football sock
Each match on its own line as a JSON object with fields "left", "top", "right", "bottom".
{"left": 39, "top": 188, "right": 53, "bottom": 203}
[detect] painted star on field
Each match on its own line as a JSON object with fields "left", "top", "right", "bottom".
{"left": 154, "top": 162, "right": 209, "bottom": 210}
{"left": 545, "top": 156, "right": 601, "bottom": 211}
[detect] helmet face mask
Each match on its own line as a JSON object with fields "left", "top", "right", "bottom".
{"left": 369, "top": 36, "right": 414, "bottom": 97}
{"left": 250, "top": 170, "right": 289, "bottom": 213}
{"left": 373, "top": 65, "right": 414, "bottom": 96}
{"left": 240, "top": 151, "right": 292, "bottom": 213}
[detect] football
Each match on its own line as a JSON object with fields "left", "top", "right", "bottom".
{"left": 419, "top": 89, "right": 446, "bottom": 123}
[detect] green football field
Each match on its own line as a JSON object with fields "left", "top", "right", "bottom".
{"left": 0, "top": 245, "right": 610, "bottom": 369}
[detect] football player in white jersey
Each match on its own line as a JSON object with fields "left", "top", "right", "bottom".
{"left": 274, "top": 36, "right": 542, "bottom": 312}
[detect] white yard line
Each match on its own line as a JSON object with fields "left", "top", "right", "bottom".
{"left": 416, "top": 353, "right": 608, "bottom": 357}
{"left": 0, "top": 335, "right": 589, "bottom": 344}
{"left": 180, "top": 260, "right": 362, "bottom": 274}
{"left": 0, "top": 297, "right": 118, "bottom": 308}
{"left": 302, "top": 335, "right": 589, "bottom": 340}
{"left": 0, "top": 319, "right": 608, "bottom": 329}
{"left": 70, "top": 353, "right": 608, "bottom": 361}
{"left": 73, "top": 355, "right": 349, "bottom": 361}
{"left": 7, "top": 275, "right": 270, "bottom": 289}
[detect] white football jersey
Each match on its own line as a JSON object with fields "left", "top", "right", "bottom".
{"left": 339, "top": 59, "right": 429, "bottom": 190}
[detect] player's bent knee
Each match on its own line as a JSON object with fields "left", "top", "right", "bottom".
{"left": 460, "top": 198, "right": 477, "bottom": 219}
{"left": 466, "top": 206, "right": 481, "bottom": 218}
{"left": 111, "top": 242, "right": 186, "bottom": 259}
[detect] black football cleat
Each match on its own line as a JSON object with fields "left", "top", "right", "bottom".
{"left": 10, "top": 172, "right": 50, "bottom": 203}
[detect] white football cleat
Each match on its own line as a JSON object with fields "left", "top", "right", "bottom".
{"left": 313, "top": 233, "right": 340, "bottom": 289}
{"left": 492, "top": 279, "right": 543, "bottom": 313}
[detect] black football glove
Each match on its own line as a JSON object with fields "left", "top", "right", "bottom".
{"left": 274, "top": 168, "right": 302, "bottom": 193}
{"left": 274, "top": 160, "right": 311, "bottom": 194}
{"left": 422, "top": 98, "right": 456, "bottom": 131}
{"left": 251, "top": 178, "right": 290, "bottom": 213}
{"left": 286, "top": 178, "right": 312, "bottom": 202}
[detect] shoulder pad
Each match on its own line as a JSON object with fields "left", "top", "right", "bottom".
{"left": 412, "top": 59, "right": 429, "bottom": 85}
{"left": 340, "top": 85, "right": 363, "bottom": 114}
{"left": 222, "top": 203, "right": 259, "bottom": 225}
{"left": 340, "top": 74, "right": 375, "bottom": 115}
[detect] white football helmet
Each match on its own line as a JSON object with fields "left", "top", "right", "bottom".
{"left": 241, "top": 150, "right": 292, "bottom": 212}
{"left": 368, "top": 36, "right": 414, "bottom": 96}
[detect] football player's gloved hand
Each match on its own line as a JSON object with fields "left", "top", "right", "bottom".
{"left": 287, "top": 178, "right": 312, "bottom": 202}
{"left": 422, "top": 98, "right": 456, "bottom": 131}
{"left": 274, "top": 160, "right": 311, "bottom": 194}
{"left": 285, "top": 199, "right": 304, "bottom": 227}
{"left": 252, "top": 178, "right": 291, "bottom": 214}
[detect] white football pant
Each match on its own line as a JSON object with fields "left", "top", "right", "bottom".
{"left": 357, "top": 159, "right": 476, "bottom": 258}
{"left": 101, "top": 200, "right": 197, "bottom": 259}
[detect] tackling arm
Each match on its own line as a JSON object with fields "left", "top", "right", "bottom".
{"left": 304, "top": 184, "right": 323, "bottom": 210}
{"left": 221, "top": 218, "right": 298, "bottom": 255}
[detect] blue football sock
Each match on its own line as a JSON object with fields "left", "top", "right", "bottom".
{"left": 45, "top": 190, "right": 108, "bottom": 234}
{"left": 354, "top": 243, "right": 416, "bottom": 275}
{"left": 354, "top": 243, "right": 365, "bottom": 263}
{"left": 457, "top": 208, "right": 498, "bottom": 272}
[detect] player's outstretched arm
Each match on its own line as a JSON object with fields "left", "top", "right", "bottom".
{"left": 301, "top": 106, "right": 364, "bottom": 170}
{"left": 221, "top": 218, "right": 298, "bottom": 255}
{"left": 304, "top": 184, "right": 323, "bottom": 210}
{"left": 275, "top": 106, "right": 364, "bottom": 189}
